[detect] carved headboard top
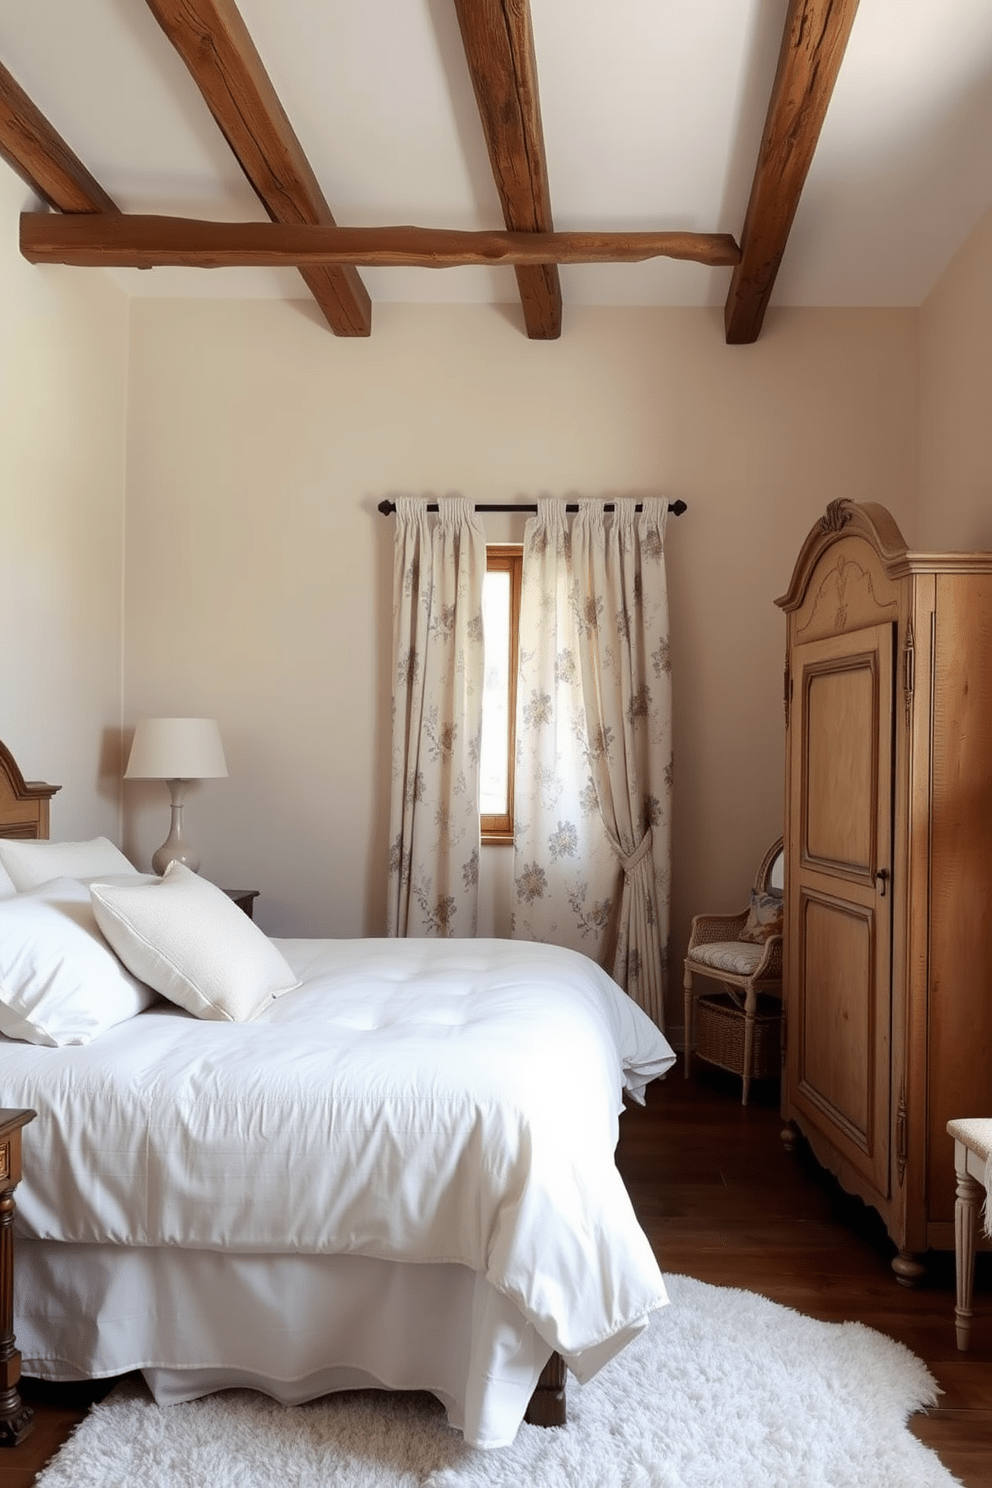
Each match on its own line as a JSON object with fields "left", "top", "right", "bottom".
{"left": 0, "top": 741, "right": 60, "bottom": 841}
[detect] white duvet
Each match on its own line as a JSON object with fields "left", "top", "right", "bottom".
{"left": 2, "top": 937, "right": 675, "bottom": 1376}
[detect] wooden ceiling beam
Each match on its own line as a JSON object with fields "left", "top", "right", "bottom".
{"left": 724, "top": 0, "right": 860, "bottom": 345}
{"left": 143, "top": 0, "right": 371, "bottom": 336}
{"left": 20, "top": 213, "right": 742, "bottom": 271}
{"left": 452, "top": 0, "right": 561, "bottom": 340}
{"left": 0, "top": 60, "right": 117, "bottom": 213}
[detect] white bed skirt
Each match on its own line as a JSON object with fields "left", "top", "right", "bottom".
{"left": 14, "top": 1240, "right": 555, "bottom": 1449}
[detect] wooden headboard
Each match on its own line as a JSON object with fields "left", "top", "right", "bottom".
{"left": 0, "top": 741, "right": 59, "bottom": 841}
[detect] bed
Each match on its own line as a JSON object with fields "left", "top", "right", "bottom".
{"left": 0, "top": 739, "right": 675, "bottom": 1449}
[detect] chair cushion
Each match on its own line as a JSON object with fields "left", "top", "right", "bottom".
{"left": 740, "top": 887, "right": 784, "bottom": 944}
{"left": 688, "top": 941, "right": 767, "bottom": 977}
{"left": 947, "top": 1117, "right": 992, "bottom": 1166}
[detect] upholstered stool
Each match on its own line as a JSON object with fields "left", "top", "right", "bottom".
{"left": 947, "top": 1117, "right": 992, "bottom": 1350}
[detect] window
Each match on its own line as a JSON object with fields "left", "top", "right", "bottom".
{"left": 480, "top": 545, "right": 522, "bottom": 844}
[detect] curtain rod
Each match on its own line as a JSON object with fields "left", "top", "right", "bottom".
{"left": 377, "top": 498, "right": 687, "bottom": 516}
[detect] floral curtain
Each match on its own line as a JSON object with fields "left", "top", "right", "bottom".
{"left": 511, "top": 497, "right": 672, "bottom": 1026}
{"left": 386, "top": 496, "right": 487, "bottom": 938}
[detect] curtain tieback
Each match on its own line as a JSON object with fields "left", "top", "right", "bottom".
{"left": 613, "top": 826, "right": 653, "bottom": 877}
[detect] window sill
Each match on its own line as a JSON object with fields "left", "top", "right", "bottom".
{"left": 481, "top": 831, "right": 514, "bottom": 847}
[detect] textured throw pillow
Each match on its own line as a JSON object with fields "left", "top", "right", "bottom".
{"left": 739, "top": 887, "right": 784, "bottom": 944}
{"left": 0, "top": 835, "right": 138, "bottom": 891}
{"left": 90, "top": 862, "right": 299, "bottom": 1023}
{"left": 0, "top": 877, "right": 158, "bottom": 1046}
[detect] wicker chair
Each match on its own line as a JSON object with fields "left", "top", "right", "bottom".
{"left": 682, "top": 838, "right": 784, "bottom": 1105}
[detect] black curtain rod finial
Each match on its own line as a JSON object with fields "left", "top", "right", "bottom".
{"left": 377, "top": 497, "right": 687, "bottom": 516}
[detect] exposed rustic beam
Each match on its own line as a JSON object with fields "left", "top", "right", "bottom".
{"left": 143, "top": 0, "right": 371, "bottom": 336}
{"left": 0, "top": 60, "right": 117, "bottom": 213}
{"left": 20, "top": 213, "right": 742, "bottom": 271}
{"left": 725, "top": 0, "right": 860, "bottom": 344}
{"left": 452, "top": 0, "right": 561, "bottom": 340}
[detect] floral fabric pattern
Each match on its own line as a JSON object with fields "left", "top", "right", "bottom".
{"left": 511, "top": 497, "right": 672, "bottom": 1027}
{"left": 386, "top": 497, "right": 486, "bottom": 938}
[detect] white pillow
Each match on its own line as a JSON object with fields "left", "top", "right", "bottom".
{"left": 0, "top": 835, "right": 138, "bottom": 891}
{"left": 0, "top": 860, "right": 17, "bottom": 900}
{"left": 90, "top": 862, "right": 299, "bottom": 1023}
{"left": 0, "top": 877, "right": 158, "bottom": 1046}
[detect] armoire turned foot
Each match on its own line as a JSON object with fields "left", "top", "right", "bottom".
{"left": 777, "top": 499, "right": 992, "bottom": 1284}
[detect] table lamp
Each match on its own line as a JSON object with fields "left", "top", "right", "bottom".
{"left": 124, "top": 717, "right": 228, "bottom": 875}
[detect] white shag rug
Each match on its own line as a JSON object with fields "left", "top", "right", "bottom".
{"left": 34, "top": 1274, "right": 960, "bottom": 1488}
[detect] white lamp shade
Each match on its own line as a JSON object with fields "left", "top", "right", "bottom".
{"left": 125, "top": 718, "right": 228, "bottom": 781}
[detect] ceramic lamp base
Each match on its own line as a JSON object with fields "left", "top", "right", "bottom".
{"left": 151, "top": 780, "right": 201, "bottom": 876}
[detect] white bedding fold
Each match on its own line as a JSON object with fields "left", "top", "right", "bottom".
{"left": 3, "top": 937, "right": 675, "bottom": 1369}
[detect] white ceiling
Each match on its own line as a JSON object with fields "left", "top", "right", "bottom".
{"left": 2, "top": 0, "right": 992, "bottom": 310}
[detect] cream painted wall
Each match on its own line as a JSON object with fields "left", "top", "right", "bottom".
{"left": 123, "top": 296, "right": 916, "bottom": 1027}
{"left": 0, "top": 160, "right": 129, "bottom": 839}
{"left": 919, "top": 204, "right": 992, "bottom": 549}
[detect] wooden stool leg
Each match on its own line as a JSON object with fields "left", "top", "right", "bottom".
{"left": 954, "top": 1155, "right": 980, "bottom": 1351}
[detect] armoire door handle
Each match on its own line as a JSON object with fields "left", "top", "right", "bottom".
{"left": 875, "top": 869, "right": 890, "bottom": 897}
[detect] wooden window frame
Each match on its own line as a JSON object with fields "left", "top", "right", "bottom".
{"left": 481, "top": 545, "right": 522, "bottom": 845}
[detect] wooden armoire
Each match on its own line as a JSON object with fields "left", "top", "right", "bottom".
{"left": 778, "top": 499, "right": 992, "bottom": 1283}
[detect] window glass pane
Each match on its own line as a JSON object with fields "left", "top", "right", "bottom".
{"left": 480, "top": 569, "right": 510, "bottom": 816}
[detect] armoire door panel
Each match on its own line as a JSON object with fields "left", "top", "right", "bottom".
{"left": 797, "top": 889, "right": 875, "bottom": 1150}
{"left": 801, "top": 648, "right": 881, "bottom": 880}
{"left": 787, "top": 620, "right": 894, "bottom": 1203}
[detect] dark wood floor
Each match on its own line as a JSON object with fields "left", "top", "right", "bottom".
{"left": 4, "top": 1064, "right": 990, "bottom": 1484}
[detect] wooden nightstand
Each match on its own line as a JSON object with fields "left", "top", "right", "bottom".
{"left": 222, "top": 889, "right": 259, "bottom": 920}
{"left": 0, "top": 1108, "right": 35, "bottom": 1446}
